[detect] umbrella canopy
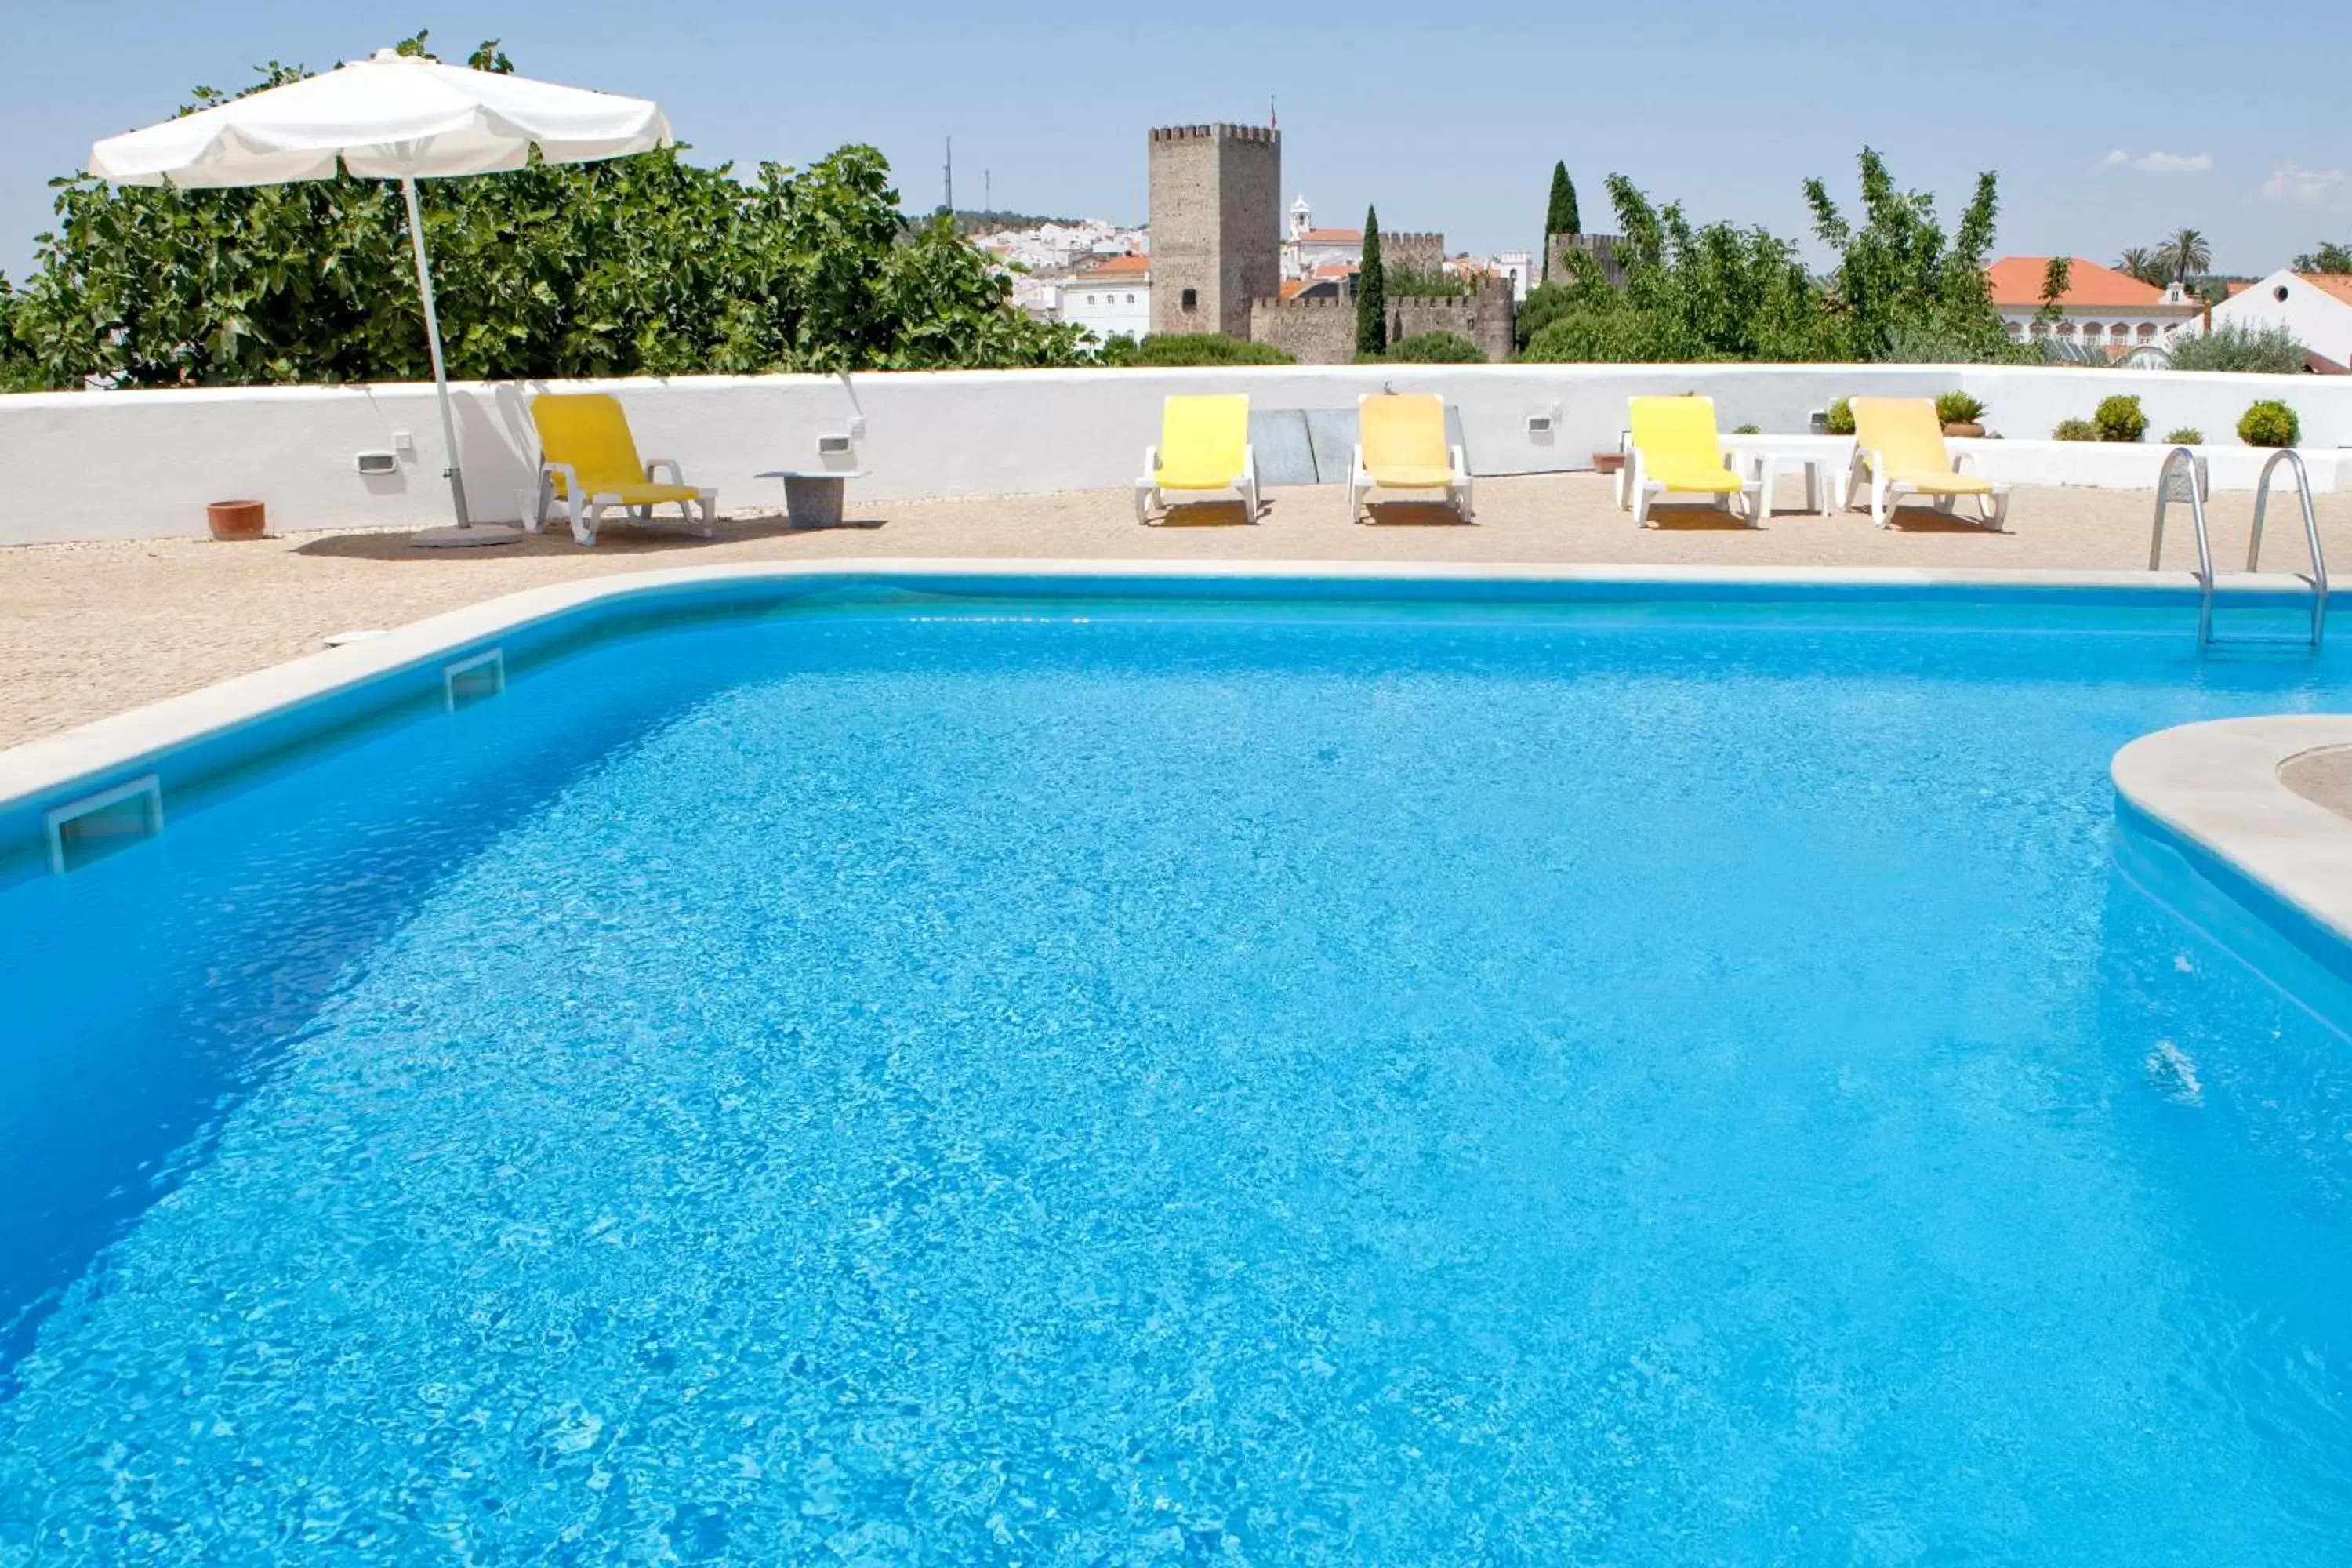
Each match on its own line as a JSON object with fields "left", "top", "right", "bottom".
{"left": 90, "top": 48, "right": 672, "bottom": 186}
{"left": 89, "top": 49, "right": 673, "bottom": 543}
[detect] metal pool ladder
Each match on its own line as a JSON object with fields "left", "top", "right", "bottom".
{"left": 2148, "top": 445, "right": 2328, "bottom": 650}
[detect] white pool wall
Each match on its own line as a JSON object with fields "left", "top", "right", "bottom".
{"left": 3, "top": 362, "right": 2348, "bottom": 546}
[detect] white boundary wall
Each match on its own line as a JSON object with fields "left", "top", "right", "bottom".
{"left": 4, "top": 362, "right": 2350, "bottom": 546}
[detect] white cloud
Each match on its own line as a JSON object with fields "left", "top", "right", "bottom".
{"left": 2261, "top": 163, "right": 2352, "bottom": 209}
{"left": 2099, "top": 149, "right": 2212, "bottom": 174}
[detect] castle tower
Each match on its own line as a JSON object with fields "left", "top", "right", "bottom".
{"left": 1147, "top": 123, "right": 1280, "bottom": 339}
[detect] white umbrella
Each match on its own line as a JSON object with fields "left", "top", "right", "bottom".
{"left": 90, "top": 49, "right": 673, "bottom": 546}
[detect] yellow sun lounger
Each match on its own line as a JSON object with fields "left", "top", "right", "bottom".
{"left": 1846, "top": 397, "right": 2009, "bottom": 531}
{"left": 528, "top": 393, "right": 717, "bottom": 546}
{"left": 1623, "top": 396, "right": 1761, "bottom": 527}
{"left": 1348, "top": 394, "right": 1472, "bottom": 522}
{"left": 1134, "top": 394, "right": 1260, "bottom": 524}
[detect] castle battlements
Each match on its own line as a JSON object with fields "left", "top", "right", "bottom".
{"left": 1248, "top": 294, "right": 1350, "bottom": 311}
{"left": 1149, "top": 124, "right": 1279, "bottom": 145}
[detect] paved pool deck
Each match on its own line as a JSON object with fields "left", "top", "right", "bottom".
{"left": 5, "top": 472, "right": 2350, "bottom": 748}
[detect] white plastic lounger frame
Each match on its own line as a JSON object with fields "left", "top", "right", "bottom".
{"left": 528, "top": 462, "right": 717, "bottom": 547}
{"left": 1845, "top": 448, "right": 2010, "bottom": 532}
{"left": 1133, "top": 448, "right": 1261, "bottom": 525}
{"left": 1617, "top": 433, "right": 1763, "bottom": 528}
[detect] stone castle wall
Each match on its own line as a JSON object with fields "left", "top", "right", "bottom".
{"left": 1148, "top": 124, "right": 1280, "bottom": 339}
{"left": 1383, "top": 231, "right": 1445, "bottom": 276}
{"left": 1545, "top": 233, "right": 1629, "bottom": 289}
{"left": 1393, "top": 281, "right": 1516, "bottom": 363}
{"left": 1247, "top": 276, "right": 1517, "bottom": 366}
{"left": 1247, "top": 295, "right": 1356, "bottom": 365}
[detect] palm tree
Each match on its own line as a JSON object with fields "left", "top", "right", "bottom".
{"left": 2163, "top": 227, "right": 2211, "bottom": 285}
{"left": 2116, "top": 246, "right": 2165, "bottom": 287}
{"left": 2291, "top": 241, "right": 2352, "bottom": 274}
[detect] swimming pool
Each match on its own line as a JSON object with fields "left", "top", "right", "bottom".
{"left": 5, "top": 572, "right": 2351, "bottom": 1563}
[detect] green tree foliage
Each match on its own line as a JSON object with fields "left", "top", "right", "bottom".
{"left": 2052, "top": 418, "right": 2100, "bottom": 441}
{"left": 0, "top": 276, "right": 40, "bottom": 391}
{"left": 2163, "top": 426, "right": 2203, "bottom": 445}
{"left": 1512, "top": 281, "right": 1573, "bottom": 350}
{"left": 5, "top": 39, "right": 1088, "bottom": 391}
{"left": 2238, "top": 399, "right": 2299, "bottom": 448}
{"left": 2034, "top": 257, "right": 2072, "bottom": 334}
{"left": 2168, "top": 322, "right": 2310, "bottom": 373}
{"left": 1542, "top": 162, "right": 1580, "bottom": 280}
{"left": 1385, "top": 267, "right": 1465, "bottom": 299}
{"left": 1100, "top": 333, "right": 1294, "bottom": 366}
{"left": 1383, "top": 330, "right": 1486, "bottom": 363}
{"left": 1356, "top": 207, "right": 1387, "bottom": 359}
{"left": 2292, "top": 241, "right": 2352, "bottom": 273}
{"left": 1802, "top": 148, "right": 2012, "bottom": 362}
{"left": 2163, "top": 227, "right": 2211, "bottom": 284}
{"left": 1520, "top": 150, "right": 2020, "bottom": 367}
{"left": 1523, "top": 174, "right": 1831, "bottom": 362}
{"left": 2116, "top": 247, "right": 2168, "bottom": 287}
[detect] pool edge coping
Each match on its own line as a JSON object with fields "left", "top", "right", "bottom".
{"left": 2112, "top": 716, "right": 2352, "bottom": 953}
{"left": 3, "top": 556, "right": 2253, "bottom": 815}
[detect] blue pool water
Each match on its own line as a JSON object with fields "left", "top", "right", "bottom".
{"left": 5, "top": 592, "right": 2352, "bottom": 1563}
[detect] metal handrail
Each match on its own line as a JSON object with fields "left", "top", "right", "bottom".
{"left": 2149, "top": 446, "right": 2216, "bottom": 644}
{"left": 2245, "top": 448, "right": 2328, "bottom": 649}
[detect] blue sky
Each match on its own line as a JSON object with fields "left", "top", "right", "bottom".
{"left": 6, "top": 0, "right": 2350, "bottom": 283}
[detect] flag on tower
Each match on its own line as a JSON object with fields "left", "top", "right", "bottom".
{"left": 1269, "top": 96, "right": 1277, "bottom": 131}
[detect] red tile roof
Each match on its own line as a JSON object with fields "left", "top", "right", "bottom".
{"left": 2296, "top": 273, "right": 2352, "bottom": 305}
{"left": 1310, "top": 260, "right": 1359, "bottom": 279}
{"left": 1080, "top": 252, "right": 1149, "bottom": 278}
{"left": 1294, "top": 227, "right": 1361, "bottom": 244}
{"left": 1984, "top": 256, "right": 2172, "bottom": 310}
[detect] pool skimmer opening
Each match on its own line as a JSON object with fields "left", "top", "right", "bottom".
{"left": 45, "top": 775, "right": 164, "bottom": 873}
{"left": 444, "top": 648, "right": 506, "bottom": 711}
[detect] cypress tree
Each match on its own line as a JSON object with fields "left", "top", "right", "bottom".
{"left": 1356, "top": 206, "right": 1386, "bottom": 359}
{"left": 1543, "top": 162, "right": 1580, "bottom": 279}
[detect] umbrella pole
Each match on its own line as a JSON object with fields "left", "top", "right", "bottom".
{"left": 402, "top": 175, "right": 469, "bottom": 528}
{"left": 401, "top": 177, "right": 516, "bottom": 549}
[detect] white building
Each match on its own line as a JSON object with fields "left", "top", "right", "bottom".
{"left": 1984, "top": 256, "right": 2205, "bottom": 354}
{"left": 1443, "top": 251, "right": 1532, "bottom": 302}
{"left": 1283, "top": 198, "right": 1362, "bottom": 281}
{"left": 2209, "top": 270, "right": 2352, "bottom": 371}
{"left": 1054, "top": 253, "right": 1151, "bottom": 343}
{"left": 1494, "top": 249, "right": 1532, "bottom": 303}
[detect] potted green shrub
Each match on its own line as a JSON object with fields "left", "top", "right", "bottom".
{"left": 2092, "top": 394, "right": 2148, "bottom": 444}
{"left": 1935, "top": 390, "right": 1987, "bottom": 438}
{"left": 1824, "top": 398, "right": 1856, "bottom": 436}
{"left": 2238, "top": 400, "right": 2299, "bottom": 448}
{"left": 2162, "top": 426, "right": 2203, "bottom": 446}
{"left": 2052, "top": 418, "right": 2100, "bottom": 441}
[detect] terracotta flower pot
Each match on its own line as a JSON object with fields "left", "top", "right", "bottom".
{"left": 1943, "top": 422, "right": 1984, "bottom": 440}
{"left": 1592, "top": 452, "right": 1626, "bottom": 475}
{"left": 207, "top": 499, "right": 267, "bottom": 541}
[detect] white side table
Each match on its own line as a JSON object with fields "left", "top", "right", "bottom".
{"left": 1722, "top": 435, "right": 1856, "bottom": 517}
{"left": 756, "top": 469, "right": 869, "bottom": 528}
